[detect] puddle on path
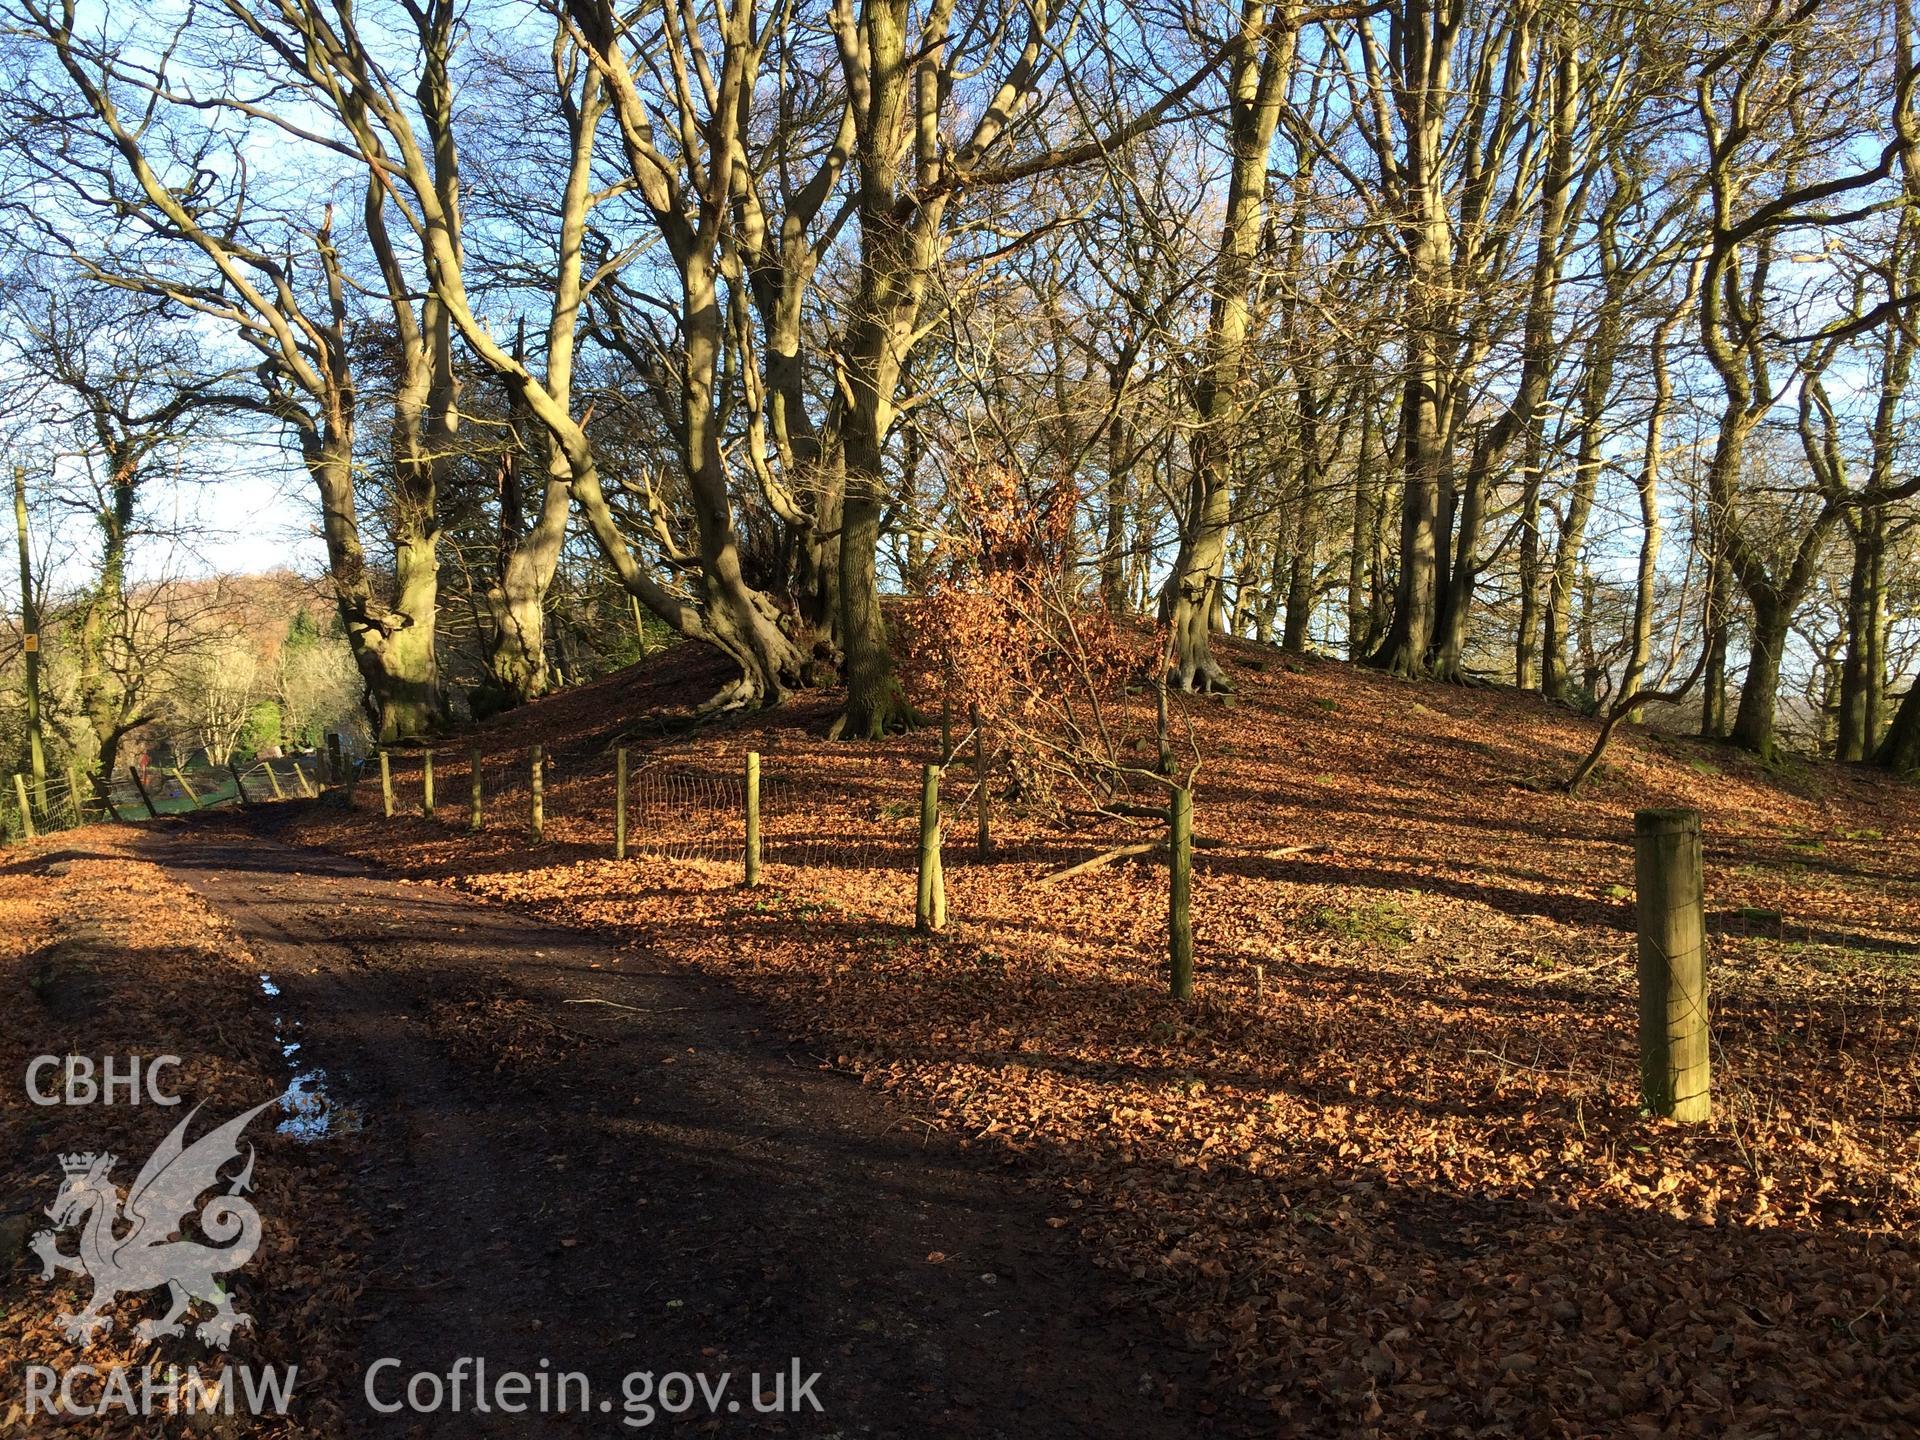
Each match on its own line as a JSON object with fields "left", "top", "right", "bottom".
{"left": 278, "top": 1069, "right": 362, "bottom": 1142}
{"left": 259, "top": 972, "right": 364, "bottom": 1143}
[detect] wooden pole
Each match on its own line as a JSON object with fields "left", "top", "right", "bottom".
{"left": 971, "top": 703, "right": 990, "bottom": 858}
{"left": 470, "top": 746, "right": 484, "bottom": 831}
{"left": 128, "top": 766, "right": 158, "bottom": 820}
{"left": 326, "top": 732, "right": 344, "bottom": 787}
{"left": 529, "top": 744, "right": 543, "bottom": 841}
{"left": 614, "top": 748, "right": 629, "bottom": 864}
{"left": 931, "top": 821, "right": 946, "bottom": 930}
{"left": 378, "top": 752, "right": 392, "bottom": 816}
{"left": 264, "top": 761, "right": 286, "bottom": 801}
{"left": 916, "top": 764, "right": 944, "bottom": 932}
{"left": 744, "top": 750, "right": 761, "bottom": 886}
{"left": 170, "top": 765, "right": 200, "bottom": 807}
{"left": 12, "top": 774, "right": 36, "bottom": 840}
{"left": 227, "top": 760, "right": 250, "bottom": 808}
{"left": 1169, "top": 787, "right": 1194, "bottom": 1001}
{"left": 1633, "top": 807, "right": 1710, "bottom": 1122}
{"left": 293, "top": 761, "right": 316, "bottom": 799}
{"left": 421, "top": 751, "right": 435, "bottom": 818}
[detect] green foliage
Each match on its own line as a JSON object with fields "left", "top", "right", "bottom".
{"left": 241, "top": 700, "right": 282, "bottom": 759}
{"left": 1311, "top": 897, "right": 1414, "bottom": 950}
{"left": 286, "top": 608, "right": 323, "bottom": 647}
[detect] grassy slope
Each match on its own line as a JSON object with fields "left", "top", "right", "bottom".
{"left": 282, "top": 634, "right": 1920, "bottom": 1436}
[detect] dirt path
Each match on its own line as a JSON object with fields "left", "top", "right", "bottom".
{"left": 136, "top": 824, "right": 1222, "bottom": 1438}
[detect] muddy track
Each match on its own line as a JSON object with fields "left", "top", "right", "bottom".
{"left": 137, "top": 824, "right": 1226, "bottom": 1438}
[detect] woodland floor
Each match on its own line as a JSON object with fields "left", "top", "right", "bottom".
{"left": 6, "top": 636, "right": 1920, "bottom": 1437}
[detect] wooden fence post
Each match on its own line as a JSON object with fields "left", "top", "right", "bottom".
{"left": 530, "top": 744, "right": 543, "bottom": 841}
{"left": 228, "top": 760, "right": 251, "bottom": 808}
{"left": 326, "top": 732, "right": 344, "bottom": 787}
{"left": 378, "top": 752, "right": 392, "bottom": 816}
{"left": 744, "top": 751, "right": 761, "bottom": 886}
{"left": 294, "top": 761, "right": 316, "bottom": 799}
{"left": 470, "top": 746, "right": 484, "bottom": 831}
{"left": 12, "top": 774, "right": 36, "bottom": 840}
{"left": 614, "top": 748, "right": 628, "bottom": 860}
{"left": 421, "top": 751, "right": 435, "bottom": 818}
{"left": 128, "top": 766, "right": 158, "bottom": 820}
{"left": 1169, "top": 787, "right": 1193, "bottom": 1001}
{"left": 1633, "top": 808, "right": 1710, "bottom": 1122}
{"left": 171, "top": 766, "right": 200, "bottom": 808}
{"left": 264, "top": 761, "right": 286, "bottom": 801}
{"left": 916, "top": 764, "right": 945, "bottom": 932}
{"left": 971, "top": 704, "right": 990, "bottom": 858}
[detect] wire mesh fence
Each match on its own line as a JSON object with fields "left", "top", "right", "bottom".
{"left": 236, "top": 755, "right": 328, "bottom": 804}
{"left": 618, "top": 764, "right": 917, "bottom": 869}
{"left": 1, "top": 753, "right": 331, "bottom": 843}
{"left": 364, "top": 743, "right": 962, "bottom": 874}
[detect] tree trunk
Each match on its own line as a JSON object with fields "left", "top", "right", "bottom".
{"left": 1731, "top": 593, "right": 1789, "bottom": 758}
{"left": 12, "top": 465, "right": 46, "bottom": 809}
{"left": 1513, "top": 452, "right": 1544, "bottom": 690}
{"left": 1443, "top": 40, "right": 1581, "bottom": 685}
{"left": 1700, "top": 543, "right": 1730, "bottom": 738}
{"left": 1875, "top": 680, "right": 1920, "bottom": 773}
{"left": 1836, "top": 516, "right": 1884, "bottom": 760}
{"left": 1545, "top": 305, "right": 1618, "bottom": 703}
{"left": 836, "top": 467, "right": 902, "bottom": 737}
{"left": 364, "top": 525, "right": 444, "bottom": 742}
{"left": 1281, "top": 394, "right": 1320, "bottom": 655}
{"left": 1543, "top": 465, "right": 1599, "bottom": 703}
{"left": 835, "top": 194, "right": 922, "bottom": 736}
{"left": 1102, "top": 404, "right": 1132, "bottom": 612}
{"left": 1623, "top": 301, "right": 1683, "bottom": 722}
{"left": 78, "top": 455, "right": 138, "bottom": 777}
{"left": 1372, "top": 358, "right": 1445, "bottom": 677}
{"left": 305, "top": 420, "right": 443, "bottom": 743}
{"left": 831, "top": 0, "right": 951, "bottom": 735}
{"left": 1347, "top": 403, "right": 1376, "bottom": 660}
{"left": 1367, "top": 5, "right": 1459, "bottom": 680}
{"left": 479, "top": 451, "right": 571, "bottom": 713}
{"left": 1159, "top": 9, "right": 1294, "bottom": 690}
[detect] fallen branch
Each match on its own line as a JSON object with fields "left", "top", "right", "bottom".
{"left": 1037, "top": 840, "right": 1161, "bottom": 884}
{"left": 1037, "top": 833, "right": 1260, "bottom": 884}
{"left": 1258, "top": 842, "right": 1327, "bottom": 860}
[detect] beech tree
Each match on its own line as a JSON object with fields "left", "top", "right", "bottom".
{"left": 8, "top": 288, "right": 241, "bottom": 785}
{"left": 3, "top": 0, "right": 457, "bottom": 739}
{"left": 3, "top": 0, "right": 1920, "bottom": 769}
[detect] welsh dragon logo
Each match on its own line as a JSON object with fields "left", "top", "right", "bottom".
{"left": 30, "top": 1099, "right": 275, "bottom": 1349}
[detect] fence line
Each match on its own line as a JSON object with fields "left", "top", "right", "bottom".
{"left": 2, "top": 753, "right": 331, "bottom": 843}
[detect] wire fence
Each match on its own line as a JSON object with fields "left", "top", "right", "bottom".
{"left": 362, "top": 745, "right": 960, "bottom": 873}
{"left": 622, "top": 765, "right": 917, "bottom": 870}
{"left": 1, "top": 753, "right": 330, "bottom": 843}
